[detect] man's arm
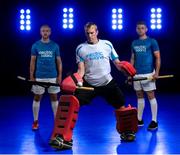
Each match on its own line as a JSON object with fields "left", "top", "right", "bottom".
{"left": 113, "top": 58, "right": 121, "bottom": 70}
{"left": 130, "top": 53, "right": 135, "bottom": 66}
{"left": 30, "top": 55, "right": 36, "bottom": 81}
{"left": 77, "top": 62, "right": 85, "bottom": 78}
{"left": 56, "top": 56, "right": 62, "bottom": 84}
{"left": 154, "top": 51, "right": 161, "bottom": 78}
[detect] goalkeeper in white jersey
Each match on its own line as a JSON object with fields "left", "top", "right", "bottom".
{"left": 50, "top": 22, "right": 138, "bottom": 149}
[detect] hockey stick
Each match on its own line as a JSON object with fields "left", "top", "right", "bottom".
{"left": 132, "top": 75, "right": 174, "bottom": 81}
{"left": 17, "top": 76, "right": 94, "bottom": 91}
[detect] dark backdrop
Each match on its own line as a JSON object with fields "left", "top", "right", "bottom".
{"left": 0, "top": 0, "right": 179, "bottom": 95}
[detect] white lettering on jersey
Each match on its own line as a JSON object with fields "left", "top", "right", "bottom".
{"left": 86, "top": 52, "right": 104, "bottom": 60}
{"left": 134, "top": 46, "right": 146, "bottom": 52}
{"left": 39, "top": 51, "right": 53, "bottom": 57}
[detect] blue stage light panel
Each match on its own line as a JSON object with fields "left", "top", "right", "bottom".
{"left": 62, "top": 7, "right": 74, "bottom": 29}
{"left": 111, "top": 8, "right": 123, "bottom": 30}
{"left": 150, "top": 8, "right": 162, "bottom": 30}
{"left": 19, "top": 9, "right": 31, "bottom": 31}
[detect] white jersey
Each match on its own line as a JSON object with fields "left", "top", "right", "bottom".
{"left": 76, "top": 39, "right": 119, "bottom": 86}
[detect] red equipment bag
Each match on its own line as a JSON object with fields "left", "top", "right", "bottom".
{"left": 115, "top": 105, "right": 138, "bottom": 133}
{"left": 50, "top": 95, "right": 80, "bottom": 142}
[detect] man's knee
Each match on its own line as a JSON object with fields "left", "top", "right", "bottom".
{"left": 50, "top": 93, "right": 58, "bottom": 101}
{"left": 136, "top": 90, "right": 144, "bottom": 98}
{"left": 34, "top": 95, "right": 42, "bottom": 101}
{"left": 146, "top": 91, "right": 155, "bottom": 100}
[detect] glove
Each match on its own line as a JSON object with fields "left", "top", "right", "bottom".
{"left": 118, "top": 61, "right": 136, "bottom": 77}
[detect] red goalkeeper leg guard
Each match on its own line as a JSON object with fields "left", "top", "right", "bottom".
{"left": 49, "top": 95, "right": 79, "bottom": 149}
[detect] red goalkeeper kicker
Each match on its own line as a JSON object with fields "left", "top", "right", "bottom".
{"left": 115, "top": 105, "right": 138, "bottom": 133}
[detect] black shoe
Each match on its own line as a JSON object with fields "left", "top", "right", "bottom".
{"left": 138, "top": 120, "right": 144, "bottom": 127}
{"left": 120, "top": 132, "right": 136, "bottom": 142}
{"left": 49, "top": 135, "right": 73, "bottom": 149}
{"left": 148, "top": 121, "right": 158, "bottom": 130}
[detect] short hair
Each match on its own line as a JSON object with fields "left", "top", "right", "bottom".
{"left": 84, "top": 22, "right": 98, "bottom": 32}
{"left": 40, "top": 24, "right": 51, "bottom": 31}
{"left": 136, "top": 21, "right": 147, "bottom": 26}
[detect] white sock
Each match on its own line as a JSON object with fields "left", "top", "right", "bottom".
{"left": 32, "top": 100, "right": 40, "bottom": 121}
{"left": 51, "top": 101, "right": 59, "bottom": 118}
{"left": 137, "top": 98, "right": 145, "bottom": 121}
{"left": 149, "top": 98, "right": 158, "bottom": 122}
